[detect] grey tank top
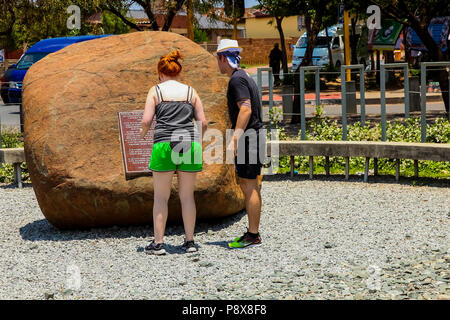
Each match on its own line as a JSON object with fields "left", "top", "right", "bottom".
{"left": 153, "top": 84, "right": 200, "bottom": 144}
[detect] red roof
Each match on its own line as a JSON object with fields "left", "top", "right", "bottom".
{"left": 243, "top": 8, "right": 269, "bottom": 19}
{"left": 87, "top": 12, "right": 102, "bottom": 24}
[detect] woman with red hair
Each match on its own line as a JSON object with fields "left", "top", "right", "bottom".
{"left": 141, "top": 50, "right": 207, "bottom": 255}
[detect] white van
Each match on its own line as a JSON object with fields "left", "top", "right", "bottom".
{"left": 291, "top": 24, "right": 367, "bottom": 72}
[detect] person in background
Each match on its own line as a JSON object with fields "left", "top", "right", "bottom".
{"left": 269, "top": 43, "right": 283, "bottom": 86}
{"left": 141, "top": 50, "right": 207, "bottom": 255}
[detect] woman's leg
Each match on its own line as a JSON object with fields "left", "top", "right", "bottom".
{"left": 177, "top": 171, "right": 197, "bottom": 241}
{"left": 152, "top": 171, "right": 174, "bottom": 243}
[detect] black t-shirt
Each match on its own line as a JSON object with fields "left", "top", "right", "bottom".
{"left": 269, "top": 48, "right": 282, "bottom": 65}
{"left": 227, "top": 69, "right": 263, "bottom": 131}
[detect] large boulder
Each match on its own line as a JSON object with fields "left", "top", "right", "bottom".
{"left": 22, "top": 31, "right": 245, "bottom": 229}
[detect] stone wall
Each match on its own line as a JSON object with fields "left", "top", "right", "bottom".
{"left": 239, "top": 37, "right": 297, "bottom": 66}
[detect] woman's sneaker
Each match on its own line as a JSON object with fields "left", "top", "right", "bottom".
{"left": 145, "top": 240, "right": 166, "bottom": 255}
{"left": 182, "top": 240, "right": 197, "bottom": 253}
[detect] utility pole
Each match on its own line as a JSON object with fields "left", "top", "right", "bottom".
{"left": 343, "top": 1, "right": 351, "bottom": 81}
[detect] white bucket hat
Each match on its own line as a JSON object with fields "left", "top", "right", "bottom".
{"left": 214, "top": 39, "right": 242, "bottom": 69}
{"left": 214, "top": 39, "right": 243, "bottom": 55}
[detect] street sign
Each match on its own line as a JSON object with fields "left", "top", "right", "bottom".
{"left": 338, "top": 4, "right": 344, "bottom": 24}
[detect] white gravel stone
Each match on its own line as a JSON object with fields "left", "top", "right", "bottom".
{"left": 0, "top": 175, "right": 448, "bottom": 300}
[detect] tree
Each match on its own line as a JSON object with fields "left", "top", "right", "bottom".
{"left": 1, "top": 0, "right": 102, "bottom": 51}
{"left": 161, "top": 0, "right": 186, "bottom": 31}
{"left": 102, "top": 0, "right": 224, "bottom": 35}
{"left": 102, "top": 10, "right": 131, "bottom": 34}
{"left": 0, "top": 0, "right": 17, "bottom": 50}
{"left": 257, "top": 0, "right": 299, "bottom": 77}
{"left": 101, "top": 0, "right": 145, "bottom": 31}
{"left": 291, "top": 0, "right": 330, "bottom": 124}
{"left": 186, "top": 0, "right": 194, "bottom": 40}
{"left": 320, "top": 0, "right": 342, "bottom": 68}
{"left": 224, "top": 0, "right": 245, "bottom": 39}
{"left": 193, "top": 27, "right": 209, "bottom": 43}
{"left": 101, "top": 1, "right": 188, "bottom": 32}
{"left": 369, "top": 0, "right": 450, "bottom": 113}
{"left": 345, "top": 1, "right": 369, "bottom": 65}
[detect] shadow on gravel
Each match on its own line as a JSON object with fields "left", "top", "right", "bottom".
{"left": 135, "top": 242, "right": 189, "bottom": 255}
{"left": 262, "top": 173, "right": 450, "bottom": 188}
{"left": 19, "top": 209, "right": 247, "bottom": 243}
{"left": 203, "top": 241, "right": 229, "bottom": 249}
{"left": 0, "top": 183, "right": 33, "bottom": 189}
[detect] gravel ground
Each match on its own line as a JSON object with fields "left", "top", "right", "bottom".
{"left": 0, "top": 175, "right": 449, "bottom": 300}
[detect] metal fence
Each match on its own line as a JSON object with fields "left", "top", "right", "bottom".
{"left": 257, "top": 62, "right": 450, "bottom": 143}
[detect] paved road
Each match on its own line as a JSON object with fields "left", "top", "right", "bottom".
{"left": 0, "top": 103, "right": 21, "bottom": 130}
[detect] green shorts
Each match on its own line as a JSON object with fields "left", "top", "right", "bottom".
{"left": 149, "top": 141, "right": 203, "bottom": 172}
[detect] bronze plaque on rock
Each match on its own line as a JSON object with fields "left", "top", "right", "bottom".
{"left": 118, "top": 111, "right": 156, "bottom": 179}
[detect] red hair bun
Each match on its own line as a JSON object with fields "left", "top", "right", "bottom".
{"left": 157, "top": 50, "right": 182, "bottom": 77}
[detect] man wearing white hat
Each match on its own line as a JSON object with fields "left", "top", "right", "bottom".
{"left": 214, "top": 39, "right": 266, "bottom": 248}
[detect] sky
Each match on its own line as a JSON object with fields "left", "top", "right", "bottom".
{"left": 245, "top": 0, "right": 259, "bottom": 7}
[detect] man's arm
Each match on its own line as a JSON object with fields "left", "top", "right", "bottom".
{"left": 234, "top": 99, "right": 252, "bottom": 140}
{"left": 228, "top": 99, "right": 252, "bottom": 157}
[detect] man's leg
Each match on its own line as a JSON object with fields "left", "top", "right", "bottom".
{"left": 238, "top": 177, "right": 262, "bottom": 234}
{"left": 273, "top": 65, "right": 281, "bottom": 85}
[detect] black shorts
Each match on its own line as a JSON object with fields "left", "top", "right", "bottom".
{"left": 234, "top": 129, "right": 266, "bottom": 180}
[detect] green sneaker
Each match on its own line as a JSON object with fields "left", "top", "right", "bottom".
{"left": 228, "top": 231, "right": 262, "bottom": 248}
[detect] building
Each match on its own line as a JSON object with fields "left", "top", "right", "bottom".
{"left": 195, "top": 13, "right": 245, "bottom": 42}
{"left": 244, "top": 11, "right": 304, "bottom": 39}
{"left": 124, "top": 10, "right": 245, "bottom": 41}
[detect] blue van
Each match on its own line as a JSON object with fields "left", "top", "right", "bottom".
{"left": 1, "top": 35, "right": 112, "bottom": 104}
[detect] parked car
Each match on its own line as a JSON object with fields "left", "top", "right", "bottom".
{"left": 291, "top": 24, "right": 367, "bottom": 72}
{"left": 1, "top": 35, "right": 113, "bottom": 104}
{"left": 0, "top": 65, "right": 16, "bottom": 104}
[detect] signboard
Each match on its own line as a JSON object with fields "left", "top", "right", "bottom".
{"left": 118, "top": 110, "right": 156, "bottom": 179}
{"left": 368, "top": 19, "right": 403, "bottom": 50}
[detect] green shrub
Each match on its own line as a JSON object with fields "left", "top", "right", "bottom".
{"left": 0, "top": 162, "right": 28, "bottom": 183}
{"left": 409, "top": 68, "right": 420, "bottom": 78}
{"left": 194, "top": 28, "right": 209, "bottom": 43}
{"left": 1, "top": 127, "right": 23, "bottom": 148}
{"left": 265, "top": 104, "right": 450, "bottom": 178}
{"left": 0, "top": 127, "right": 27, "bottom": 183}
